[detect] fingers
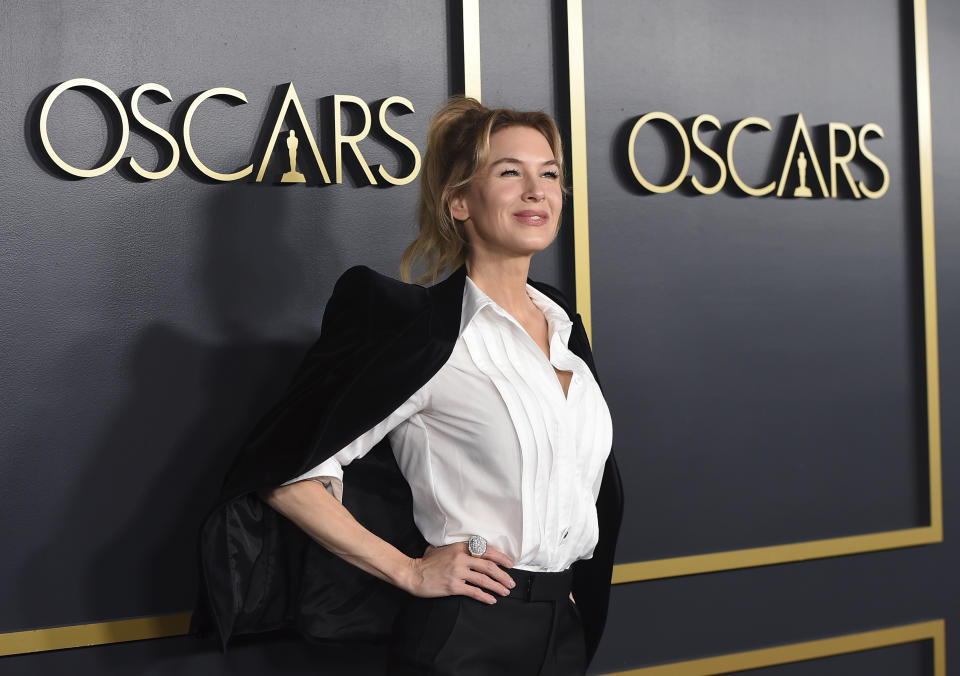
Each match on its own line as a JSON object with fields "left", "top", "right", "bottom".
{"left": 468, "top": 543, "right": 516, "bottom": 592}
{"left": 458, "top": 581, "right": 497, "bottom": 604}
{"left": 412, "top": 541, "right": 519, "bottom": 604}
{"left": 461, "top": 571, "right": 503, "bottom": 604}
{"left": 478, "top": 544, "right": 514, "bottom": 570}
{"left": 468, "top": 556, "right": 516, "bottom": 594}
{"left": 464, "top": 566, "right": 512, "bottom": 598}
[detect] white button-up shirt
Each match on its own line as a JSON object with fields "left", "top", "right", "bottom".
{"left": 284, "top": 275, "right": 613, "bottom": 572}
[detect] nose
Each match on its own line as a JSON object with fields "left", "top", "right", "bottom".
{"left": 523, "top": 177, "right": 545, "bottom": 202}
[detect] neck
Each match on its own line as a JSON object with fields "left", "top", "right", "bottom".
{"left": 464, "top": 253, "right": 537, "bottom": 318}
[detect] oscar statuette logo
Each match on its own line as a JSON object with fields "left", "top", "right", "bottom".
{"left": 793, "top": 152, "right": 812, "bottom": 198}
{"left": 281, "top": 130, "right": 306, "bottom": 184}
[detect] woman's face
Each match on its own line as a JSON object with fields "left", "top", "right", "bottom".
{"left": 451, "top": 125, "right": 562, "bottom": 261}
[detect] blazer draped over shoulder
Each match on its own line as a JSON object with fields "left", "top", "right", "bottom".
{"left": 192, "top": 264, "right": 624, "bottom": 666}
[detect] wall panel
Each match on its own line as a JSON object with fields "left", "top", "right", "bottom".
{"left": 0, "top": 1, "right": 957, "bottom": 674}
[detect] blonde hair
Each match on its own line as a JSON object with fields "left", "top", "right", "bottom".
{"left": 399, "top": 97, "right": 566, "bottom": 284}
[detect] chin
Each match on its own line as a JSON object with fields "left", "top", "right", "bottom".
{"left": 516, "top": 239, "right": 555, "bottom": 256}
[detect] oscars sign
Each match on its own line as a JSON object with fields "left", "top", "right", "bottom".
{"left": 37, "top": 78, "right": 422, "bottom": 186}
{"left": 626, "top": 111, "right": 890, "bottom": 199}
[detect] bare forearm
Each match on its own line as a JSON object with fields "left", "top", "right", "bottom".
{"left": 260, "top": 480, "right": 413, "bottom": 591}
{"left": 261, "top": 478, "right": 519, "bottom": 605}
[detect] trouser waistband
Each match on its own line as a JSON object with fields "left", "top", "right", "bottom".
{"left": 501, "top": 567, "right": 573, "bottom": 602}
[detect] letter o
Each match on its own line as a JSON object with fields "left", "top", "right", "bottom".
{"left": 627, "top": 111, "right": 690, "bottom": 194}
{"left": 39, "top": 78, "right": 130, "bottom": 178}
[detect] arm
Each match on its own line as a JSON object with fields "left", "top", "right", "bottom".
{"left": 260, "top": 480, "right": 517, "bottom": 603}
{"left": 261, "top": 480, "right": 413, "bottom": 589}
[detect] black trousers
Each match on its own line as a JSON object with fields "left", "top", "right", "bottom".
{"left": 387, "top": 568, "right": 586, "bottom": 676}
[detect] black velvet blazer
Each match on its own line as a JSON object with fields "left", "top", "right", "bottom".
{"left": 192, "top": 263, "right": 624, "bottom": 666}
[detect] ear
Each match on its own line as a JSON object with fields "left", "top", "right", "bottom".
{"left": 449, "top": 190, "right": 470, "bottom": 222}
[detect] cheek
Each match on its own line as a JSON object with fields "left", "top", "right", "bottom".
{"left": 489, "top": 195, "right": 521, "bottom": 223}
{"left": 476, "top": 186, "right": 513, "bottom": 215}
{"left": 548, "top": 187, "right": 563, "bottom": 212}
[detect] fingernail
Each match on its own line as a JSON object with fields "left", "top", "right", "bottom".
{"left": 508, "top": 580, "right": 516, "bottom": 588}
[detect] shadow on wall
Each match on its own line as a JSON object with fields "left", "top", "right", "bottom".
{"left": 15, "top": 186, "right": 369, "bottom": 672}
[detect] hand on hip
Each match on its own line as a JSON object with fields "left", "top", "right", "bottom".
{"left": 405, "top": 541, "right": 516, "bottom": 604}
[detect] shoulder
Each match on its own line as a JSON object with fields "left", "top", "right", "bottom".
{"left": 330, "top": 265, "right": 431, "bottom": 331}
{"left": 333, "top": 265, "right": 426, "bottom": 300}
{"left": 333, "top": 264, "right": 375, "bottom": 289}
{"left": 332, "top": 264, "right": 388, "bottom": 295}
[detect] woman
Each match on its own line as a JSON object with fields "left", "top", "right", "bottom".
{"left": 192, "top": 98, "right": 623, "bottom": 675}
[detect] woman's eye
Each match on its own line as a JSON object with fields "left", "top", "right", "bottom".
{"left": 500, "top": 168, "right": 520, "bottom": 176}
{"left": 542, "top": 171, "right": 559, "bottom": 179}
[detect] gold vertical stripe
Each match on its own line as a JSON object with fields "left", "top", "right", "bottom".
{"left": 934, "top": 617, "right": 948, "bottom": 676}
{"left": 462, "top": 0, "right": 481, "bottom": 101}
{"left": 566, "top": 0, "right": 592, "bottom": 341}
{"left": 913, "top": 0, "right": 943, "bottom": 539}
{"left": 600, "top": 620, "right": 946, "bottom": 676}
{"left": 0, "top": 613, "right": 191, "bottom": 657}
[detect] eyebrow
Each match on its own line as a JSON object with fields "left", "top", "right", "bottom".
{"left": 489, "top": 157, "right": 559, "bottom": 168}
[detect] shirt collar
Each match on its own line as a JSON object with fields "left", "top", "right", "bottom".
{"left": 460, "top": 275, "right": 573, "bottom": 347}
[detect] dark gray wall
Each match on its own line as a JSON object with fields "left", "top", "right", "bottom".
{"left": 1, "top": 0, "right": 957, "bottom": 674}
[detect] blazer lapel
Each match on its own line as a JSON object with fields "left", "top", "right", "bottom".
{"left": 428, "top": 263, "right": 468, "bottom": 343}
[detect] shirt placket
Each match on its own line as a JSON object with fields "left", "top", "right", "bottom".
{"left": 497, "top": 308, "right": 566, "bottom": 567}
{"left": 550, "top": 334, "right": 581, "bottom": 561}
{"left": 463, "top": 310, "right": 548, "bottom": 564}
{"left": 504, "top": 318, "right": 559, "bottom": 563}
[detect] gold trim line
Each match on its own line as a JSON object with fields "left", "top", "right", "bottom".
{"left": 600, "top": 619, "right": 945, "bottom": 676}
{"left": 913, "top": 0, "right": 943, "bottom": 540}
{"left": 613, "top": 525, "right": 940, "bottom": 583}
{"left": 566, "top": 0, "right": 593, "bottom": 340}
{"left": 462, "top": 0, "right": 481, "bottom": 101}
{"left": 0, "top": 613, "right": 192, "bottom": 657}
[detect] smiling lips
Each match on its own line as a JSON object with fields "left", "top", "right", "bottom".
{"left": 513, "top": 210, "right": 550, "bottom": 226}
